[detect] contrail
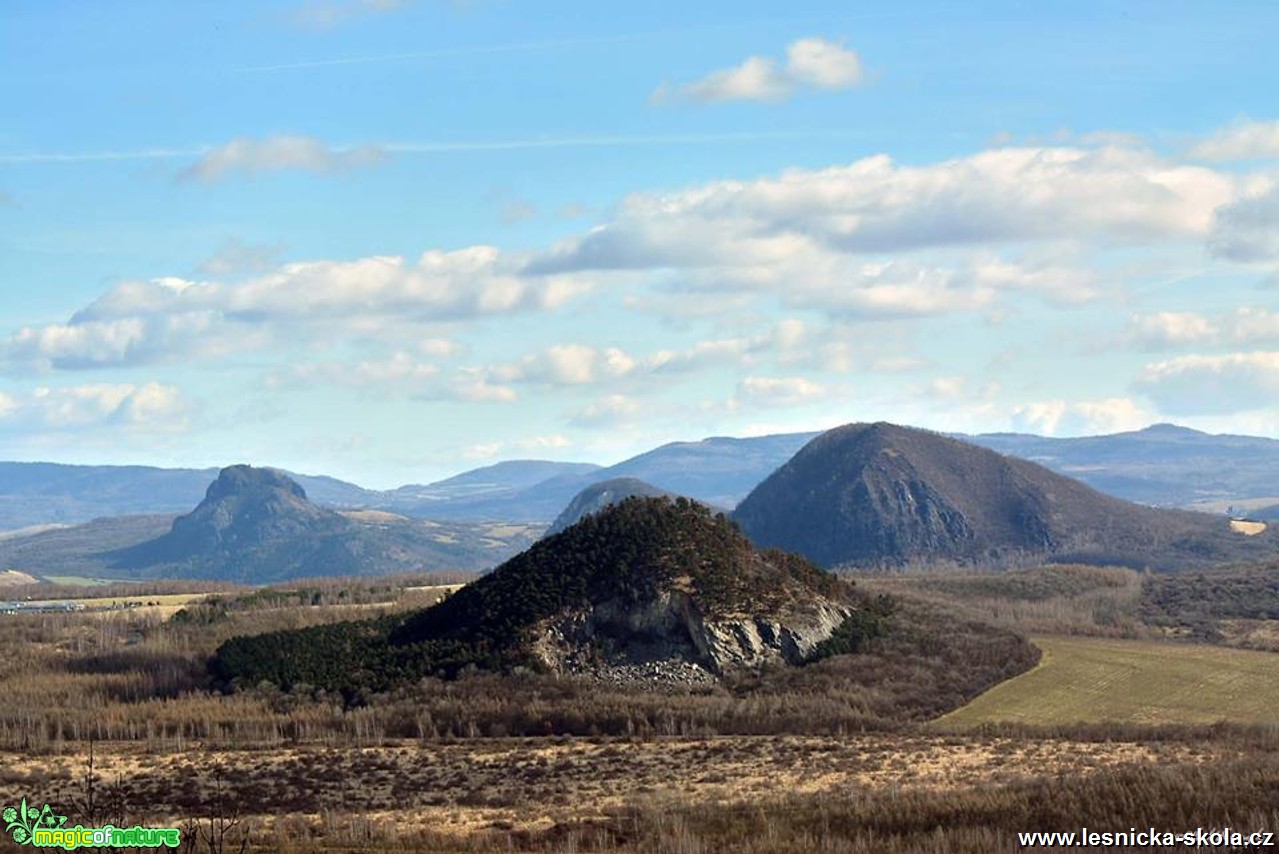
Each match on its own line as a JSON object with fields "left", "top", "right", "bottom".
{"left": 0, "top": 147, "right": 211, "bottom": 164}
{"left": 239, "top": 35, "right": 643, "bottom": 72}
{"left": 237, "top": 14, "right": 869, "bottom": 73}
{"left": 0, "top": 130, "right": 868, "bottom": 166}
{"left": 382, "top": 129, "right": 868, "bottom": 153}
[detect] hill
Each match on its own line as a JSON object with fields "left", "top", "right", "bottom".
{"left": 0, "top": 461, "right": 376, "bottom": 531}
{"left": 112, "top": 466, "right": 544, "bottom": 582}
{"left": 733, "top": 422, "right": 1279, "bottom": 571}
{"left": 544, "top": 477, "right": 673, "bottom": 536}
{"left": 0, "top": 466, "right": 540, "bottom": 583}
{"left": 213, "top": 496, "right": 870, "bottom": 690}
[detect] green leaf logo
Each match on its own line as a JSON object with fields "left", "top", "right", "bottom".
{"left": 4, "top": 798, "right": 67, "bottom": 846}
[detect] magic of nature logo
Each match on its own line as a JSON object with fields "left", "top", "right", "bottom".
{"left": 3, "top": 798, "right": 180, "bottom": 848}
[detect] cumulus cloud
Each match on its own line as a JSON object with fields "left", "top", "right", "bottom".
{"left": 1127, "top": 307, "right": 1279, "bottom": 351}
{"left": 532, "top": 147, "right": 1234, "bottom": 275}
{"left": 732, "top": 376, "right": 827, "bottom": 408}
{"left": 525, "top": 145, "right": 1232, "bottom": 320}
{"left": 473, "top": 322, "right": 813, "bottom": 394}
{"left": 652, "top": 37, "right": 862, "bottom": 104}
{"left": 179, "top": 136, "right": 386, "bottom": 183}
{"left": 0, "top": 383, "right": 191, "bottom": 433}
{"left": 1190, "top": 119, "right": 1279, "bottom": 161}
{"left": 1210, "top": 184, "right": 1279, "bottom": 261}
{"left": 1011, "top": 397, "right": 1152, "bottom": 435}
{"left": 1134, "top": 351, "right": 1279, "bottom": 415}
{"left": 3, "top": 249, "right": 587, "bottom": 371}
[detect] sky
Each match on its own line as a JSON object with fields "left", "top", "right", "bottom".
{"left": 2, "top": 0, "right": 1278, "bottom": 487}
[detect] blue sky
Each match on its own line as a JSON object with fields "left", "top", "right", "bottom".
{"left": 2, "top": 0, "right": 1278, "bottom": 486}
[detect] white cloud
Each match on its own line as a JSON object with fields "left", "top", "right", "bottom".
{"left": 1127, "top": 311, "right": 1218, "bottom": 349}
{"left": 1128, "top": 307, "right": 1279, "bottom": 350}
{"left": 4, "top": 249, "right": 586, "bottom": 371}
{"left": 179, "top": 135, "right": 386, "bottom": 182}
{"left": 1190, "top": 119, "right": 1279, "bottom": 161}
{"left": 653, "top": 37, "right": 862, "bottom": 104}
{"left": 1134, "top": 351, "right": 1279, "bottom": 415}
{"left": 656, "top": 57, "right": 792, "bottom": 104}
{"left": 785, "top": 38, "right": 864, "bottom": 89}
{"left": 0, "top": 383, "right": 191, "bottom": 432}
{"left": 490, "top": 344, "right": 637, "bottom": 387}
{"left": 732, "top": 376, "right": 827, "bottom": 408}
{"left": 474, "top": 322, "right": 814, "bottom": 394}
{"left": 533, "top": 147, "right": 1234, "bottom": 274}
{"left": 1011, "top": 397, "right": 1152, "bottom": 435}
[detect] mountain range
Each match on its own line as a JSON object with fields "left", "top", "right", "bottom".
{"left": 3, "top": 423, "right": 1278, "bottom": 532}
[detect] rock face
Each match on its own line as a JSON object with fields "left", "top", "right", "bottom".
{"left": 545, "top": 477, "right": 674, "bottom": 537}
{"left": 390, "top": 496, "right": 859, "bottom": 680}
{"left": 534, "top": 588, "right": 851, "bottom": 677}
{"left": 734, "top": 422, "right": 1279, "bottom": 571}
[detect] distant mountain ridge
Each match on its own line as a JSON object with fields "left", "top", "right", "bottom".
{"left": 5, "top": 422, "right": 1279, "bottom": 530}
{"left": 962, "top": 424, "right": 1279, "bottom": 507}
{"left": 733, "top": 423, "right": 1279, "bottom": 571}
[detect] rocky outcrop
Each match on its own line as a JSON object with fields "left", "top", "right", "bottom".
{"left": 533, "top": 585, "right": 853, "bottom": 677}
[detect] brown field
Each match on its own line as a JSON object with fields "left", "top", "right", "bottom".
{"left": 1231, "top": 519, "right": 1268, "bottom": 536}
{"left": 0, "top": 733, "right": 1249, "bottom": 852}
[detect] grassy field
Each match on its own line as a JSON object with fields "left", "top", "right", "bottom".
{"left": 941, "top": 635, "right": 1279, "bottom": 727}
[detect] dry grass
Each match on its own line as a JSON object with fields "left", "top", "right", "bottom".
{"left": 1230, "top": 520, "right": 1268, "bottom": 536}
{"left": 0, "top": 734, "right": 1231, "bottom": 842}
